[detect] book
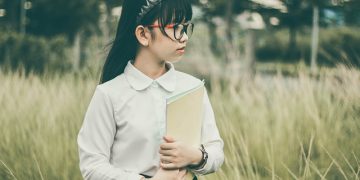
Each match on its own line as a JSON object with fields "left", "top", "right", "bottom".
{"left": 165, "top": 80, "right": 205, "bottom": 179}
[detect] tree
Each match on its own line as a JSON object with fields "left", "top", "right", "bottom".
{"left": 193, "top": 0, "right": 250, "bottom": 60}
{"left": 278, "top": 0, "right": 313, "bottom": 60}
{"left": 1, "top": 0, "right": 21, "bottom": 31}
{"left": 342, "top": 0, "right": 360, "bottom": 26}
{"left": 26, "top": 0, "right": 101, "bottom": 70}
{"left": 26, "top": 0, "right": 101, "bottom": 41}
{"left": 310, "top": 2, "right": 319, "bottom": 74}
{"left": 194, "top": 0, "right": 254, "bottom": 83}
{"left": 102, "top": 0, "right": 123, "bottom": 41}
{"left": 0, "top": 0, "right": 5, "bottom": 26}
{"left": 307, "top": 0, "right": 332, "bottom": 73}
{"left": 196, "top": 0, "right": 291, "bottom": 81}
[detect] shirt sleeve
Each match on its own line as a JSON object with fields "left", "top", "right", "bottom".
{"left": 77, "top": 86, "right": 143, "bottom": 180}
{"left": 190, "top": 88, "right": 225, "bottom": 176}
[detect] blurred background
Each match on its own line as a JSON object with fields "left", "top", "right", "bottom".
{"left": 0, "top": 0, "right": 359, "bottom": 179}
{"left": 0, "top": 0, "right": 359, "bottom": 76}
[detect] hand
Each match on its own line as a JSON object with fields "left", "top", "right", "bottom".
{"left": 148, "top": 167, "right": 187, "bottom": 180}
{"left": 159, "top": 136, "right": 203, "bottom": 169}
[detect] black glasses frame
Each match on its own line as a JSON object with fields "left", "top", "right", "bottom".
{"left": 146, "top": 22, "right": 194, "bottom": 41}
{"left": 173, "top": 22, "right": 194, "bottom": 40}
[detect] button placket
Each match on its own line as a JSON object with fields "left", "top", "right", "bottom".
{"left": 159, "top": 94, "right": 166, "bottom": 140}
{"left": 151, "top": 85, "right": 164, "bottom": 145}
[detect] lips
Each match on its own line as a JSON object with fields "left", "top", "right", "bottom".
{"left": 177, "top": 46, "right": 186, "bottom": 50}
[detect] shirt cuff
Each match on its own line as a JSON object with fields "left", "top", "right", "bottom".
{"left": 189, "top": 149, "right": 212, "bottom": 175}
{"left": 190, "top": 161, "right": 211, "bottom": 176}
{"left": 188, "top": 145, "right": 224, "bottom": 176}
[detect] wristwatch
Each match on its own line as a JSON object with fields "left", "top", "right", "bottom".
{"left": 188, "top": 144, "right": 208, "bottom": 170}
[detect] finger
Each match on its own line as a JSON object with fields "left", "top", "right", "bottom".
{"left": 160, "top": 155, "right": 173, "bottom": 163}
{"left": 159, "top": 149, "right": 174, "bottom": 156}
{"left": 160, "top": 142, "right": 176, "bottom": 150}
{"left": 160, "top": 162, "right": 179, "bottom": 170}
{"left": 163, "top": 136, "right": 175, "bottom": 143}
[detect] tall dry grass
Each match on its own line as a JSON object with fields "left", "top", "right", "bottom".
{"left": 0, "top": 65, "right": 359, "bottom": 179}
{"left": 204, "top": 65, "right": 360, "bottom": 180}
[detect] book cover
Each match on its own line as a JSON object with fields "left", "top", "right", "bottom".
{"left": 165, "top": 80, "right": 205, "bottom": 179}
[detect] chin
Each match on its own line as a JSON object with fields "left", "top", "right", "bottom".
{"left": 167, "top": 56, "right": 183, "bottom": 63}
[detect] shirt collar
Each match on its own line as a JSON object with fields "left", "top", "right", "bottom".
{"left": 124, "top": 60, "right": 176, "bottom": 92}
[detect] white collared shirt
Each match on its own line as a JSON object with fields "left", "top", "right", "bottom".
{"left": 77, "top": 61, "right": 224, "bottom": 180}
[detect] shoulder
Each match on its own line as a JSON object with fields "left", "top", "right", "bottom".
{"left": 175, "top": 70, "right": 202, "bottom": 83}
{"left": 174, "top": 70, "right": 203, "bottom": 90}
{"left": 95, "top": 74, "right": 131, "bottom": 98}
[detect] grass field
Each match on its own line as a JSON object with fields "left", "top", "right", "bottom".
{"left": 0, "top": 65, "right": 359, "bottom": 180}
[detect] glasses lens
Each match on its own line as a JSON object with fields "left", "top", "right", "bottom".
{"left": 174, "top": 23, "right": 194, "bottom": 40}
{"left": 174, "top": 24, "right": 184, "bottom": 40}
{"left": 186, "top": 23, "right": 193, "bottom": 39}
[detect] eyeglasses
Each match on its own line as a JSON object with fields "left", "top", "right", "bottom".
{"left": 146, "top": 22, "right": 194, "bottom": 41}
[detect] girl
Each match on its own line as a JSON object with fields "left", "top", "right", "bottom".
{"left": 77, "top": 0, "right": 224, "bottom": 179}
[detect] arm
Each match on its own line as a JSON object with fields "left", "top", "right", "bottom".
{"left": 77, "top": 86, "right": 144, "bottom": 180}
{"left": 188, "top": 88, "right": 224, "bottom": 176}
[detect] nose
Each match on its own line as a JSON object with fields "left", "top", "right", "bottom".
{"left": 179, "top": 32, "right": 188, "bottom": 43}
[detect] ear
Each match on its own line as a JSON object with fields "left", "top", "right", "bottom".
{"left": 135, "top": 25, "right": 151, "bottom": 47}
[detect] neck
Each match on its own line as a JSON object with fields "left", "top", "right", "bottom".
{"left": 133, "top": 48, "right": 168, "bottom": 80}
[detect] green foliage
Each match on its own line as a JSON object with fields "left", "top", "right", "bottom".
{"left": 342, "top": 0, "right": 360, "bottom": 25}
{"left": 194, "top": 0, "right": 250, "bottom": 17}
{"left": 0, "top": 31, "right": 71, "bottom": 74}
{"left": 277, "top": 0, "right": 313, "bottom": 28}
{"left": 104, "top": 0, "right": 123, "bottom": 9}
{"left": 28, "top": 0, "right": 101, "bottom": 41}
{"left": 256, "top": 27, "right": 360, "bottom": 67}
{"left": 1, "top": 0, "right": 101, "bottom": 42}
{"left": 319, "top": 27, "right": 360, "bottom": 67}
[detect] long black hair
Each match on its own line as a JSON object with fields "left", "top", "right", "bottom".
{"left": 99, "top": 0, "right": 193, "bottom": 84}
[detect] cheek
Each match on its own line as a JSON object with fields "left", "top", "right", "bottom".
{"left": 151, "top": 39, "right": 176, "bottom": 58}
{"left": 154, "top": 45, "right": 174, "bottom": 60}
{"left": 148, "top": 29, "right": 182, "bottom": 60}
